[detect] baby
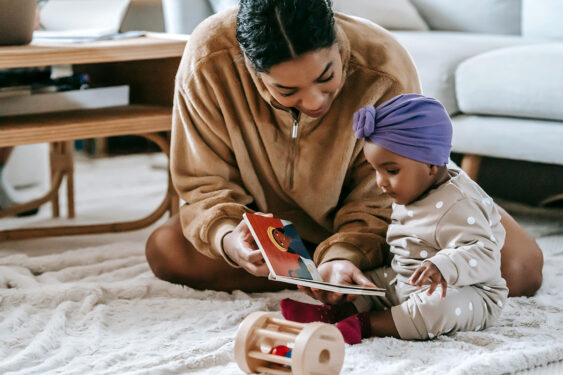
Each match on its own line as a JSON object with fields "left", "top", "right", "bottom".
{"left": 281, "top": 94, "right": 508, "bottom": 343}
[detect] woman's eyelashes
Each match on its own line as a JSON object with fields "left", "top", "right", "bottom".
{"left": 280, "top": 90, "right": 296, "bottom": 97}
{"left": 316, "top": 72, "right": 334, "bottom": 83}
{"left": 278, "top": 72, "right": 335, "bottom": 97}
{"left": 387, "top": 169, "right": 399, "bottom": 175}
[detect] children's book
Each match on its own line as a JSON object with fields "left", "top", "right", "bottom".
{"left": 243, "top": 213, "right": 385, "bottom": 296}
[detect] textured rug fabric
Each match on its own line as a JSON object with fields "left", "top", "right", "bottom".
{"left": 0, "top": 154, "right": 562, "bottom": 374}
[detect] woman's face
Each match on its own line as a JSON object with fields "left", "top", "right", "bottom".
{"left": 260, "top": 44, "right": 342, "bottom": 118}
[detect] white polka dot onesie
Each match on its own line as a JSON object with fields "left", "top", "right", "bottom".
{"left": 354, "top": 168, "right": 508, "bottom": 340}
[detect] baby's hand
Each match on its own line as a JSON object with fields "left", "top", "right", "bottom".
{"left": 408, "top": 261, "right": 447, "bottom": 299}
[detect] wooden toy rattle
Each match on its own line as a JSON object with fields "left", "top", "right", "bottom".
{"left": 234, "top": 311, "right": 345, "bottom": 375}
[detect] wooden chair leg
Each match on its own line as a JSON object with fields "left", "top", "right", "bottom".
{"left": 93, "top": 137, "right": 108, "bottom": 158}
{"left": 49, "top": 141, "right": 76, "bottom": 218}
{"left": 461, "top": 154, "right": 483, "bottom": 181}
{"left": 50, "top": 142, "right": 61, "bottom": 218}
{"left": 64, "top": 141, "right": 75, "bottom": 218}
{"left": 1, "top": 132, "right": 175, "bottom": 241}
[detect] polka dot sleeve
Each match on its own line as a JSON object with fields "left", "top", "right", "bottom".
{"left": 428, "top": 198, "right": 506, "bottom": 286}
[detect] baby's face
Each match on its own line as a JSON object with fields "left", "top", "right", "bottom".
{"left": 363, "top": 142, "right": 436, "bottom": 205}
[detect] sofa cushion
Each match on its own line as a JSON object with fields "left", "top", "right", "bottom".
{"left": 522, "top": 0, "right": 563, "bottom": 39}
{"left": 452, "top": 115, "right": 563, "bottom": 166}
{"left": 456, "top": 44, "right": 563, "bottom": 122}
{"left": 392, "top": 31, "right": 538, "bottom": 114}
{"left": 332, "top": 0, "right": 428, "bottom": 31}
{"left": 410, "top": 0, "right": 521, "bottom": 35}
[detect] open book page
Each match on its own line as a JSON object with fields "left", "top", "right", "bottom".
{"left": 243, "top": 213, "right": 385, "bottom": 296}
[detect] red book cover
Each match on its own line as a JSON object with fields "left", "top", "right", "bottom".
{"left": 243, "top": 213, "right": 386, "bottom": 296}
{"left": 243, "top": 213, "right": 318, "bottom": 280}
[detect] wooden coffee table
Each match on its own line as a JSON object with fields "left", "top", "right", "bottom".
{"left": 0, "top": 33, "right": 187, "bottom": 241}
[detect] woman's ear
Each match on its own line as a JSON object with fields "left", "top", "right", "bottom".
{"left": 428, "top": 164, "right": 439, "bottom": 176}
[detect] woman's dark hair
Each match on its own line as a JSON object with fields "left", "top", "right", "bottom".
{"left": 236, "top": 0, "right": 336, "bottom": 73}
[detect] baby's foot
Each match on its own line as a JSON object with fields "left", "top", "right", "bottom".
{"left": 280, "top": 298, "right": 339, "bottom": 324}
{"left": 335, "top": 312, "right": 372, "bottom": 345}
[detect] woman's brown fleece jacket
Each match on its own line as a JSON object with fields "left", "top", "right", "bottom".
{"left": 170, "top": 8, "right": 421, "bottom": 270}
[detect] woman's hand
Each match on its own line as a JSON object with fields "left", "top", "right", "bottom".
{"left": 298, "top": 260, "right": 377, "bottom": 305}
{"left": 222, "top": 215, "right": 270, "bottom": 277}
{"left": 408, "top": 261, "right": 447, "bottom": 299}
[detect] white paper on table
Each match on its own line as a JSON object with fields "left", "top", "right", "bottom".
{"left": 33, "top": 30, "right": 146, "bottom": 43}
{"left": 39, "top": 0, "right": 131, "bottom": 34}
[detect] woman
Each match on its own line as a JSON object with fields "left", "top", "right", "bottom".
{"left": 145, "top": 0, "right": 542, "bottom": 301}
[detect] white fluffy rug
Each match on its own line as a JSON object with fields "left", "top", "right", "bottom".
{"left": 1, "top": 154, "right": 562, "bottom": 374}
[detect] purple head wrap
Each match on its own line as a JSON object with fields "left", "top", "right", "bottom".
{"left": 353, "top": 94, "right": 452, "bottom": 166}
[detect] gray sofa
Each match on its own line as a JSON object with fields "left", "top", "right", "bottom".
{"left": 163, "top": 0, "right": 563, "bottom": 187}
{"left": 332, "top": 0, "right": 563, "bottom": 183}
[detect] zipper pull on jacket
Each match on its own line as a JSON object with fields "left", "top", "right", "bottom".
{"left": 292, "top": 120, "right": 299, "bottom": 138}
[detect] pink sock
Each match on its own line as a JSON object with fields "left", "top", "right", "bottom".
{"left": 280, "top": 298, "right": 339, "bottom": 324}
{"left": 335, "top": 312, "right": 372, "bottom": 345}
